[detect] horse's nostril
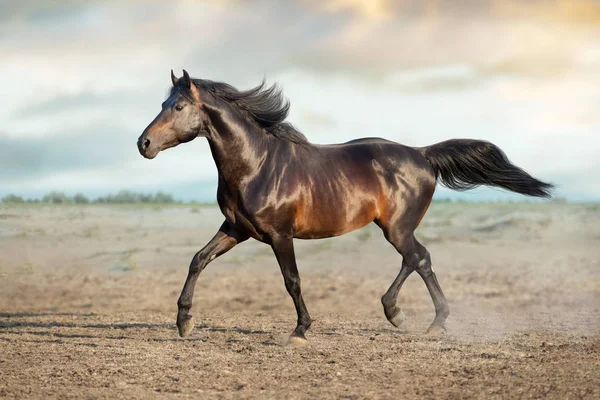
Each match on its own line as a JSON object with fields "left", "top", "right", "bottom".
{"left": 142, "top": 138, "right": 151, "bottom": 150}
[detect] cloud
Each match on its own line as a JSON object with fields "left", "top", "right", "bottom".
{"left": 17, "top": 91, "right": 134, "bottom": 119}
{"left": 309, "top": 0, "right": 391, "bottom": 20}
{"left": 490, "top": 0, "right": 600, "bottom": 27}
{"left": 0, "top": 0, "right": 598, "bottom": 201}
{"left": 306, "top": 0, "right": 600, "bottom": 26}
{"left": 384, "top": 65, "right": 482, "bottom": 93}
{"left": 0, "top": 125, "right": 135, "bottom": 182}
{"left": 298, "top": 109, "right": 338, "bottom": 128}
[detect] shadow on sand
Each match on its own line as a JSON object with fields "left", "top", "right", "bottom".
{"left": 0, "top": 312, "right": 270, "bottom": 339}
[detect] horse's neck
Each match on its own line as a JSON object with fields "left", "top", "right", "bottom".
{"left": 206, "top": 105, "right": 270, "bottom": 191}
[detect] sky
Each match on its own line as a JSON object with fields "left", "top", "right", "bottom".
{"left": 1, "top": 0, "right": 599, "bottom": 202}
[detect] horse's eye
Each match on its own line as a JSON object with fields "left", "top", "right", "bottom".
{"left": 175, "top": 105, "right": 184, "bottom": 111}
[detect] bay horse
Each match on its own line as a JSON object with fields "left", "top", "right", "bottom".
{"left": 137, "top": 70, "right": 552, "bottom": 345}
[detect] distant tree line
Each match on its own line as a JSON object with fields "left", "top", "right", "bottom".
{"left": 1, "top": 190, "right": 179, "bottom": 204}
{"left": 0, "top": 192, "right": 570, "bottom": 205}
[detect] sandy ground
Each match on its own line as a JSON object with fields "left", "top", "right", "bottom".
{"left": 0, "top": 202, "right": 599, "bottom": 399}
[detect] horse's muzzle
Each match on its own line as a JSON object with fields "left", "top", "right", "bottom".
{"left": 137, "top": 134, "right": 156, "bottom": 159}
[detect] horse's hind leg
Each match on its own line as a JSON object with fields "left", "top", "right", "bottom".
{"left": 413, "top": 240, "right": 450, "bottom": 333}
{"left": 379, "top": 228, "right": 450, "bottom": 333}
{"left": 380, "top": 250, "right": 414, "bottom": 328}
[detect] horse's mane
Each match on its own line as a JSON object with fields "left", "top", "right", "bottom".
{"left": 172, "top": 78, "right": 308, "bottom": 144}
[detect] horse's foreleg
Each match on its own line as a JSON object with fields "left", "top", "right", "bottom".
{"left": 270, "top": 237, "right": 311, "bottom": 345}
{"left": 176, "top": 221, "right": 247, "bottom": 337}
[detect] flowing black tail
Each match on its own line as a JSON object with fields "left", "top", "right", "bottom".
{"left": 420, "top": 139, "right": 553, "bottom": 198}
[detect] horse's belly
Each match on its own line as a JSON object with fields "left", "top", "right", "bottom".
{"left": 293, "top": 198, "right": 378, "bottom": 239}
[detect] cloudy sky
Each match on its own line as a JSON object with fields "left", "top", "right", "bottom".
{"left": 1, "top": 0, "right": 599, "bottom": 201}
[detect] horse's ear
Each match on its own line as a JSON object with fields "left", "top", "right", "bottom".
{"left": 171, "top": 69, "right": 179, "bottom": 86}
{"left": 182, "top": 69, "right": 191, "bottom": 88}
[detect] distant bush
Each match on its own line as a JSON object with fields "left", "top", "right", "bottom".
{"left": 95, "top": 190, "right": 139, "bottom": 204}
{"left": 153, "top": 191, "right": 175, "bottom": 204}
{"left": 42, "top": 191, "right": 72, "bottom": 204}
{"left": 1, "top": 194, "right": 25, "bottom": 203}
{"left": 2, "top": 190, "right": 182, "bottom": 204}
{"left": 73, "top": 193, "right": 90, "bottom": 204}
{"left": 94, "top": 190, "right": 175, "bottom": 204}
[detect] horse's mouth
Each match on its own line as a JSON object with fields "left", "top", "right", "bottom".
{"left": 139, "top": 140, "right": 181, "bottom": 159}
{"left": 141, "top": 151, "right": 158, "bottom": 159}
{"left": 138, "top": 145, "right": 159, "bottom": 159}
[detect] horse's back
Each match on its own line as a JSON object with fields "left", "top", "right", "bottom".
{"left": 317, "top": 137, "right": 432, "bottom": 181}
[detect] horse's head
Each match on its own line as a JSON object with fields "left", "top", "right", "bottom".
{"left": 137, "top": 70, "right": 210, "bottom": 159}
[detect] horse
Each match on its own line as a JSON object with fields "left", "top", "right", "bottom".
{"left": 137, "top": 70, "right": 553, "bottom": 345}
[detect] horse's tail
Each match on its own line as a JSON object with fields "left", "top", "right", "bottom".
{"left": 419, "top": 139, "right": 553, "bottom": 198}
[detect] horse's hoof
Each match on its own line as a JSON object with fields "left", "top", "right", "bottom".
{"left": 177, "top": 315, "right": 195, "bottom": 337}
{"left": 388, "top": 309, "right": 406, "bottom": 328}
{"left": 426, "top": 323, "right": 446, "bottom": 335}
{"left": 287, "top": 335, "right": 309, "bottom": 347}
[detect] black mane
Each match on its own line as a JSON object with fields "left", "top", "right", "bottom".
{"left": 172, "top": 78, "right": 308, "bottom": 144}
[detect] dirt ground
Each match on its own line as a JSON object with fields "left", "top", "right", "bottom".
{"left": 1, "top": 202, "right": 599, "bottom": 399}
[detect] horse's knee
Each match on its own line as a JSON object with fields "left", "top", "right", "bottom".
{"left": 189, "top": 254, "right": 202, "bottom": 274}
{"left": 189, "top": 250, "right": 215, "bottom": 274}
